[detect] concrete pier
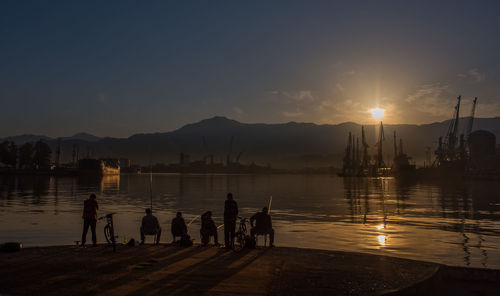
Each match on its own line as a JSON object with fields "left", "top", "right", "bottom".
{"left": 0, "top": 245, "right": 498, "bottom": 295}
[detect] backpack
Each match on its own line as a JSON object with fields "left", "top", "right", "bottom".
{"left": 180, "top": 234, "right": 193, "bottom": 247}
{"left": 245, "top": 235, "right": 256, "bottom": 249}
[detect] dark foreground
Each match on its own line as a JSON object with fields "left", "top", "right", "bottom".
{"left": 0, "top": 245, "right": 498, "bottom": 296}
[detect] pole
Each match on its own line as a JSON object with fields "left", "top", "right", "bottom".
{"left": 268, "top": 195, "right": 273, "bottom": 214}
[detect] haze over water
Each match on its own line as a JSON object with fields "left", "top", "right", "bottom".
{"left": 0, "top": 174, "right": 499, "bottom": 269}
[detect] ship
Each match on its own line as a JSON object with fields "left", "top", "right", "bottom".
{"left": 77, "top": 158, "right": 120, "bottom": 175}
{"left": 391, "top": 131, "right": 416, "bottom": 178}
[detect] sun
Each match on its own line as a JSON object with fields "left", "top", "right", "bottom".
{"left": 371, "top": 108, "right": 384, "bottom": 121}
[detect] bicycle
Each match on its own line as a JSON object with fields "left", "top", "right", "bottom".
{"left": 99, "top": 213, "right": 117, "bottom": 252}
{"left": 233, "top": 217, "right": 249, "bottom": 252}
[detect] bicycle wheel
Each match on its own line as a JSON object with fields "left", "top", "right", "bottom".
{"left": 233, "top": 232, "right": 246, "bottom": 252}
{"left": 104, "top": 225, "right": 112, "bottom": 244}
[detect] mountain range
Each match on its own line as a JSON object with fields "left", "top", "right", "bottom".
{"left": 2, "top": 116, "right": 499, "bottom": 169}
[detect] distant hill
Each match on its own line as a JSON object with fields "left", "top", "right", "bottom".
{"left": 0, "top": 133, "right": 101, "bottom": 145}
{"left": 1, "top": 116, "right": 499, "bottom": 169}
{"left": 1, "top": 134, "right": 53, "bottom": 145}
{"left": 62, "top": 132, "right": 101, "bottom": 142}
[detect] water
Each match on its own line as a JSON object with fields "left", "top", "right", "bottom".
{"left": 0, "top": 174, "right": 499, "bottom": 269}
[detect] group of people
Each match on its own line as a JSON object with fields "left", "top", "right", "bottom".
{"left": 81, "top": 192, "right": 274, "bottom": 248}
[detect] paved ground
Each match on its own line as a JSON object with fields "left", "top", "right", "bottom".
{"left": 0, "top": 245, "right": 497, "bottom": 295}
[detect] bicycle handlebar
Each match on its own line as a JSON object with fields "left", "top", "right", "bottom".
{"left": 98, "top": 213, "right": 116, "bottom": 220}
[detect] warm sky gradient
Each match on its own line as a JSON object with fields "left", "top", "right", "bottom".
{"left": 1, "top": 1, "right": 500, "bottom": 137}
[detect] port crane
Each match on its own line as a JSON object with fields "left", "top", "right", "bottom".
{"left": 434, "top": 96, "right": 478, "bottom": 169}
{"left": 466, "top": 97, "right": 478, "bottom": 141}
{"left": 375, "top": 121, "right": 386, "bottom": 168}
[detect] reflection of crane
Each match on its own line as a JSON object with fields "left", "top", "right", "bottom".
{"left": 466, "top": 97, "right": 478, "bottom": 141}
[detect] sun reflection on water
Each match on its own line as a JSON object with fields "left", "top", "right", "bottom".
{"left": 377, "top": 235, "right": 387, "bottom": 246}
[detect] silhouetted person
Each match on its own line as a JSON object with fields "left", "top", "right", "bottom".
{"left": 224, "top": 193, "right": 238, "bottom": 248}
{"left": 171, "top": 212, "right": 187, "bottom": 242}
{"left": 81, "top": 193, "right": 98, "bottom": 247}
{"left": 140, "top": 208, "right": 161, "bottom": 245}
{"left": 250, "top": 207, "right": 274, "bottom": 247}
{"left": 200, "top": 211, "right": 218, "bottom": 246}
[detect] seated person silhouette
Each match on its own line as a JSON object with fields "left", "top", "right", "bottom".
{"left": 200, "top": 211, "right": 218, "bottom": 246}
{"left": 140, "top": 208, "right": 161, "bottom": 245}
{"left": 171, "top": 212, "right": 187, "bottom": 243}
{"left": 250, "top": 207, "right": 274, "bottom": 247}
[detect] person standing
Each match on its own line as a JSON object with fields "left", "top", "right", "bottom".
{"left": 224, "top": 193, "right": 238, "bottom": 249}
{"left": 81, "top": 193, "right": 98, "bottom": 247}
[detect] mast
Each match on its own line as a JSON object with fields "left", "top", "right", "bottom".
{"left": 376, "top": 121, "right": 385, "bottom": 168}
{"left": 447, "top": 96, "right": 461, "bottom": 157}
{"left": 356, "top": 137, "right": 360, "bottom": 162}
{"left": 351, "top": 134, "right": 355, "bottom": 162}
{"left": 361, "top": 126, "right": 369, "bottom": 168}
{"left": 393, "top": 131, "right": 397, "bottom": 159}
{"left": 343, "top": 132, "right": 352, "bottom": 174}
{"left": 348, "top": 132, "right": 352, "bottom": 172}
{"left": 56, "top": 138, "right": 61, "bottom": 168}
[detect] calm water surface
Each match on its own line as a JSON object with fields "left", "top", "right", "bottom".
{"left": 0, "top": 174, "right": 499, "bottom": 268}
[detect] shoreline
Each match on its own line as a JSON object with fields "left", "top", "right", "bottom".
{"left": 1, "top": 244, "right": 499, "bottom": 295}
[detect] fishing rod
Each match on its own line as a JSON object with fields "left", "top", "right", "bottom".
{"left": 268, "top": 195, "right": 272, "bottom": 214}
{"left": 187, "top": 215, "right": 200, "bottom": 227}
{"left": 149, "top": 167, "right": 153, "bottom": 213}
{"left": 216, "top": 195, "right": 273, "bottom": 230}
{"left": 148, "top": 149, "right": 153, "bottom": 213}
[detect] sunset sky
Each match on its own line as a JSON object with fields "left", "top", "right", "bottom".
{"left": 1, "top": 1, "right": 500, "bottom": 137}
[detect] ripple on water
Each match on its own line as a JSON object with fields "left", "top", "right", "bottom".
{"left": 0, "top": 174, "right": 499, "bottom": 268}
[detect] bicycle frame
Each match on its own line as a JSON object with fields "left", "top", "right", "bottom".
{"left": 99, "top": 213, "right": 117, "bottom": 252}
{"left": 233, "top": 217, "right": 248, "bottom": 252}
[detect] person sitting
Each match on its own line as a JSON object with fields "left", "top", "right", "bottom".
{"left": 140, "top": 208, "right": 161, "bottom": 245}
{"left": 250, "top": 207, "right": 274, "bottom": 247}
{"left": 171, "top": 212, "right": 187, "bottom": 243}
{"left": 200, "top": 211, "right": 218, "bottom": 246}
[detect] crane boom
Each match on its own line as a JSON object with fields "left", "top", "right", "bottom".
{"left": 466, "top": 97, "right": 478, "bottom": 139}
